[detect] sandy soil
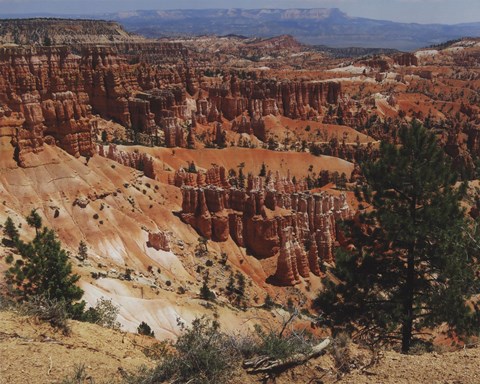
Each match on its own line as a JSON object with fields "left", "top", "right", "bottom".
{"left": 1, "top": 310, "right": 479, "bottom": 384}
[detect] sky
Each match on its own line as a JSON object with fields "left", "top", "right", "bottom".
{"left": 1, "top": 0, "right": 479, "bottom": 25}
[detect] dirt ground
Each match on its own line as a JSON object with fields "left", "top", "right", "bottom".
{"left": 1, "top": 310, "right": 479, "bottom": 384}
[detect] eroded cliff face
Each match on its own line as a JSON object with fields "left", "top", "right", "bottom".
{"left": 196, "top": 75, "right": 342, "bottom": 122}
{"left": 179, "top": 170, "right": 351, "bottom": 285}
{"left": 0, "top": 44, "right": 191, "bottom": 165}
{"left": 97, "top": 144, "right": 156, "bottom": 179}
{"left": 0, "top": 46, "right": 95, "bottom": 164}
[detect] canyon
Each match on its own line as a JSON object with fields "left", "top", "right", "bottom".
{"left": 0, "top": 19, "right": 479, "bottom": 383}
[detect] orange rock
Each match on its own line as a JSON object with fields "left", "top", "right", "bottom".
{"left": 147, "top": 231, "right": 170, "bottom": 252}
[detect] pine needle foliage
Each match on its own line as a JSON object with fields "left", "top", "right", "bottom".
{"left": 315, "top": 121, "right": 479, "bottom": 353}
{"left": 5, "top": 218, "right": 85, "bottom": 319}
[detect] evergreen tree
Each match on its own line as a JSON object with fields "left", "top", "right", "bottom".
{"left": 137, "top": 321, "right": 155, "bottom": 337}
{"left": 188, "top": 161, "right": 197, "bottom": 173}
{"left": 226, "top": 272, "right": 235, "bottom": 295}
{"left": 264, "top": 294, "right": 275, "bottom": 309}
{"left": 337, "top": 172, "right": 348, "bottom": 190}
{"left": 238, "top": 167, "right": 246, "bottom": 189}
{"left": 3, "top": 217, "right": 19, "bottom": 243}
{"left": 235, "top": 272, "right": 246, "bottom": 297}
{"left": 26, "top": 209, "right": 42, "bottom": 235}
{"left": 259, "top": 162, "right": 267, "bottom": 177}
{"left": 77, "top": 240, "right": 88, "bottom": 261}
{"left": 200, "top": 272, "right": 215, "bottom": 301}
{"left": 315, "top": 122, "right": 479, "bottom": 353}
{"left": 5, "top": 224, "right": 85, "bottom": 318}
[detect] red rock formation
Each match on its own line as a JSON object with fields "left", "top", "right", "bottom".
{"left": 128, "top": 97, "right": 157, "bottom": 135}
{"left": 169, "top": 168, "right": 196, "bottom": 188}
{"left": 231, "top": 114, "right": 267, "bottom": 141}
{"left": 42, "top": 91, "right": 96, "bottom": 158}
{"left": 0, "top": 44, "right": 192, "bottom": 165}
{"left": 137, "top": 88, "right": 187, "bottom": 122}
{"left": 179, "top": 173, "right": 352, "bottom": 285}
{"left": 359, "top": 58, "right": 390, "bottom": 72}
{"left": 394, "top": 53, "right": 419, "bottom": 66}
{"left": 307, "top": 236, "right": 322, "bottom": 276}
{"left": 214, "top": 122, "right": 227, "bottom": 147}
{"left": 147, "top": 231, "right": 170, "bottom": 252}
{"left": 228, "top": 213, "right": 244, "bottom": 247}
{"left": 162, "top": 117, "right": 186, "bottom": 148}
{"left": 199, "top": 78, "right": 341, "bottom": 121}
{"left": 98, "top": 144, "right": 156, "bottom": 179}
{"left": 274, "top": 227, "right": 301, "bottom": 286}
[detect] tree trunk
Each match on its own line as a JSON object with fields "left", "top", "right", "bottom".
{"left": 402, "top": 251, "right": 414, "bottom": 353}
{"left": 402, "top": 198, "right": 417, "bottom": 353}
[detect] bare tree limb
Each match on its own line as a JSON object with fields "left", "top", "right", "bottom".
{"left": 243, "top": 338, "right": 331, "bottom": 374}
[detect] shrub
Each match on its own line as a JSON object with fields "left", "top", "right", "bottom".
{"left": 21, "top": 295, "right": 71, "bottom": 335}
{"left": 138, "top": 317, "right": 238, "bottom": 384}
{"left": 251, "top": 325, "right": 313, "bottom": 360}
{"left": 138, "top": 321, "right": 155, "bottom": 337}
{"left": 61, "top": 363, "right": 88, "bottom": 384}
{"left": 263, "top": 294, "right": 275, "bottom": 309}
{"left": 77, "top": 240, "right": 88, "bottom": 261}
{"left": 82, "top": 297, "right": 121, "bottom": 329}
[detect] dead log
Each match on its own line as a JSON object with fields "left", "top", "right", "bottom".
{"left": 243, "top": 337, "right": 331, "bottom": 374}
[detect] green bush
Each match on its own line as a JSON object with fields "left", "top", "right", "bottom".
{"left": 251, "top": 325, "right": 313, "bottom": 360}
{"left": 128, "top": 317, "right": 238, "bottom": 384}
{"left": 5, "top": 213, "right": 85, "bottom": 319}
{"left": 82, "top": 298, "right": 121, "bottom": 329}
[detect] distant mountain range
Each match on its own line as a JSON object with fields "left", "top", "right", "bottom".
{"left": 99, "top": 8, "right": 480, "bottom": 51}
{"left": 3, "top": 8, "right": 480, "bottom": 51}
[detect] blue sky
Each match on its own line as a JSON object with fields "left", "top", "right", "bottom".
{"left": 1, "top": 0, "right": 479, "bottom": 25}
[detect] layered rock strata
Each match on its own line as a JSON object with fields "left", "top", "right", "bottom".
{"left": 179, "top": 172, "right": 351, "bottom": 285}
{"left": 98, "top": 144, "right": 156, "bottom": 179}
{"left": 196, "top": 76, "right": 341, "bottom": 122}
{"left": 0, "top": 44, "right": 191, "bottom": 165}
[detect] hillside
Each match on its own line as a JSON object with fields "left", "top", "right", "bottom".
{"left": 1, "top": 309, "right": 479, "bottom": 384}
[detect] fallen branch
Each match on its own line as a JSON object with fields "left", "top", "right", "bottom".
{"left": 243, "top": 337, "right": 331, "bottom": 374}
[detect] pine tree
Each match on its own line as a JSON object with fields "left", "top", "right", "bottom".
{"left": 5, "top": 224, "right": 85, "bottom": 318}
{"left": 200, "top": 272, "right": 215, "bottom": 301}
{"left": 26, "top": 209, "right": 42, "bottom": 235}
{"left": 188, "top": 161, "right": 197, "bottom": 173}
{"left": 77, "top": 240, "right": 88, "bottom": 261}
{"left": 137, "top": 321, "right": 155, "bottom": 337}
{"left": 259, "top": 162, "right": 267, "bottom": 177}
{"left": 226, "top": 272, "right": 235, "bottom": 295}
{"left": 236, "top": 272, "right": 246, "bottom": 297}
{"left": 3, "top": 217, "right": 19, "bottom": 244}
{"left": 315, "top": 121, "right": 479, "bottom": 353}
{"left": 238, "top": 167, "right": 246, "bottom": 190}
